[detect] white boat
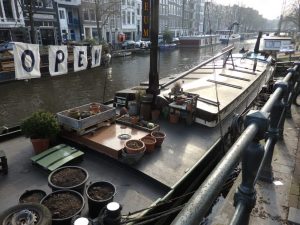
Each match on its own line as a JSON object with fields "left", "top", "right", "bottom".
{"left": 217, "top": 30, "right": 241, "bottom": 44}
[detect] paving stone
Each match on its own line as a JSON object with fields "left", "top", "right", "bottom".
{"left": 290, "top": 183, "right": 300, "bottom": 195}
{"left": 289, "top": 194, "right": 300, "bottom": 208}
{"left": 288, "top": 207, "right": 300, "bottom": 225}
{"left": 273, "top": 162, "right": 294, "bottom": 174}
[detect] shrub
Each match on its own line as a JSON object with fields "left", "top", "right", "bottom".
{"left": 21, "top": 111, "right": 60, "bottom": 139}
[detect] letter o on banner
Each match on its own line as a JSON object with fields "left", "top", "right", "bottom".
{"left": 21, "top": 50, "right": 35, "bottom": 72}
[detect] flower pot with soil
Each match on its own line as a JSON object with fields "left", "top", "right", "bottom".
{"left": 151, "top": 131, "right": 166, "bottom": 147}
{"left": 41, "top": 190, "right": 84, "bottom": 225}
{"left": 19, "top": 189, "right": 47, "bottom": 204}
{"left": 86, "top": 181, "right": 116, "bottom": 219}
{"left": 90, "top": 103, "right": 101, "bottom": 114}
{"left": 141, "top": 136, "right": 156, "bottom": 152}
{"left": 48, "top": 166, "right": 89, "bottom": 195}
{"left": 124, "top": 139, "right": 145, "bottom": 154}
{"left": 21, "top": 111, "right": 60, "bottom": 154}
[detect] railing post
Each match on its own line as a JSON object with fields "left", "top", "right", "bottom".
{"left": 291, "top": 62, "right": 300, "bottom": 106}
{"left": 285, "top": 67, "right": 296, "bottom": 118}
{"left": 259, "top": 81, "right": 287, "bottom": 182}
{"left": 231, "top": 110, "right": 269, "bottom": 225}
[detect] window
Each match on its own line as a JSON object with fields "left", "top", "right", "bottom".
{"left": 122, "top": 11, "right": 126, "bottom": 24}
{"left": 36, "top": 0, "right": 43, "bottom": 7}
{"left": 59, "top": 10, "right": 65, "bottom": 19}
{"left": 132, "top": 12, "right": 135, "bottom": 24}
{"left": 83, "top": 8, "right": 89, "bottom": 21}
{"left": 90, "top": 9, "right": 96, "bottom": 21}
{"left": 137, "top": 4, "right": 140, "bottom": 15}
{"left": 45, "top": 0, "right": 53, "bottom": 8}
{"left": 127, "top": 11, "right": 130, "bottom": 24}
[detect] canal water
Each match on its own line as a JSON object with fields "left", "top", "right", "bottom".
{"left": 0, "top": 40, "right": 255, "bottom": 129}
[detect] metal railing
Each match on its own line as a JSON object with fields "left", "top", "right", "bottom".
{"left": 171, "top": 62, "right": 300, "bottom": 225}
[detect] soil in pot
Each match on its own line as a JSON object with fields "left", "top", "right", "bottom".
{"left": 125, "top": 140, "right": 145, "bottom": 154}
{"left": 87, "top": 185, "right": 114, "bottom": 201}
{"left": 19, "top": 190, "right": 46, "bottom": 204}
{"left": 50, "top": 167, "right": 86, "bottom": 188}
{"left": 42, "top": 192, "right": 82, "bottom": 219}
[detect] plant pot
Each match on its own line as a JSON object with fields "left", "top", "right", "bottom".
{"left": 124, "top": 139, "right": 145, "bottom": 154}
{"left": 19, "top": 189, "right": 47, "bottom": 204}
{"left": 120, "top": 148, "right": 145, "bottom": 165}
{"left": 48, "top": 166, "right": 89, "bottom": 195}
{"left": 151, "top": 131, "right": 166, "bottom": 147}
{"left": 169, "top": 114, "right": 179, "bottom": 124}
{"left": 86, "top": 181, "right": 116, "bottom": 219}
{"left": 41, "top": 190, "right": 84, "bottom": 225}
{"left": 31, "top": 138, "right": 50, "bottom": 154}
{"left": 141, "top": 136, "right": 156, "bottom": 152}
{"left": 151, "top": 110, "right": 160, "bottom": 122}
{"left": 90, "top": 103, "right": 101, "bottom": 114}
{"left": 68, "top": 109, "right": 80, "bottom": 119}
{"left": 130, "top": 116, "right": 139, "bottom": 125}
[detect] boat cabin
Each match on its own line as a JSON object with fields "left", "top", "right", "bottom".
{"left": 263, "top": 36, "right": 292, "bottom": 51}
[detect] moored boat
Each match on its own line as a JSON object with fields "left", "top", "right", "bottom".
{"left": 179, "top": 35, "right": 219, "bottom": 47}
{"left": 217, "top": 30, "right": 241, "bottom": 44}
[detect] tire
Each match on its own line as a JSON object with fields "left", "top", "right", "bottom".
{"left": 0, "top": 203, "right": 52, "bottom": 225}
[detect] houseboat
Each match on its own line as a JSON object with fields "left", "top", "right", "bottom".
{"left": 0, "top": 38, "right": 276, "bottom": 225}
{"left": 178, "top": 35, "right": 219, "bottom": 48}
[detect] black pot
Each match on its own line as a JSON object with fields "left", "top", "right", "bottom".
{"left": 86, "top": 181, "right": 116, "bottom": 219}
{"left": 48, "top": 166, "right": 89, "bottom": 195}
{"left": 19, "top": 189, "right": 47, "bottom": 204}
{"left": 41, "top": 190, "right": 85, "bottom": 225}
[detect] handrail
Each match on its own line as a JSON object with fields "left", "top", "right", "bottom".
{"left": 160, "top": 45, "right": 235, "bottom": 89}
{"left": 171, "top": 62, "right": 300, "bottom": 225}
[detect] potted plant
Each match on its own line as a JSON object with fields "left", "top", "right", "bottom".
{"left": 21, "top": 111, "right": 60, "bottom": 154}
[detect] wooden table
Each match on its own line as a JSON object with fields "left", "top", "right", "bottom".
{"left": 62, "top": 124, "right": 149, "bottom": 159}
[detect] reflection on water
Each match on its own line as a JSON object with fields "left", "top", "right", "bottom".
{"left": 0, "top": 41, "right": 254, "bottom": 128}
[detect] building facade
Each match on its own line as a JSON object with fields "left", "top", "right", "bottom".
{"left": 0, "top": 0, "right": 26, "bottom": 42}
{"left": 22, "top": 0, "right": 60, "bottom": 45}
{"left": 56, "top": 0, "right": 82, "bottom": 42}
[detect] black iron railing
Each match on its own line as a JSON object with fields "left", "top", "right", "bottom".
{"left": 171, "top": 62, "right": 300, "bottom": 225}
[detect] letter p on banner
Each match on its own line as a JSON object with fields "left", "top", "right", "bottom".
{"left": 49, "top": 45, "right": 68, "bottom": 76}
{"left": 14, "top": 42, "right": 41, "bottom": 80}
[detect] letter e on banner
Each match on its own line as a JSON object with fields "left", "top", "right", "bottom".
{"left": 91, "top": 45, "right": 102, "bottom": 68}
{"left": 14, "top": 42, "right": 41, "bottom": 80}
{"left": 49, "top": 45, "right": 68, "bottom": 76}
{"left": 74, "top": 46, "right": 87, "bottom": 72}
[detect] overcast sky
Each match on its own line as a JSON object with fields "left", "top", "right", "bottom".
{"left": 214, "top": 0, "right": 284, "bottom": 20}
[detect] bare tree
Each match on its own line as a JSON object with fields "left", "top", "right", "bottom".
{"left": 284, "top": 0, "right": 300, "bottom": 31}
{"left": 94, "top": 0, "right": 121, "bottom": 43}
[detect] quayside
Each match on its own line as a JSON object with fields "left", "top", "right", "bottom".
{"left": 0, "top": 43, "right": 275, "bottom": 224}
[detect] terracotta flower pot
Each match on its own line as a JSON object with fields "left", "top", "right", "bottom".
{"left": 31, "top": 138, "right": 50, "bottom": 154}
{"left": 130, "top": 116, "right": 139, "bottom": 125}
{"left": 124, "top": 139, "right": 145, "bottom": 154}
{"left": 90, "top": 103, "right": 101, "bottom": 114}
{"left": 169, "top": 114, "right": 179, "bottom": 124}
{"left": 151, "top": 131, "right": 166, "bottom": 147}
{"left": 141, "top": 136, "right": 156, "bottom": 152}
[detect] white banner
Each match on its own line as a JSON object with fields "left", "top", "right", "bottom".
{"left": 74, "top": 46, "right": 87, "bottom": 72}
{"left": 91, "top": 45, "right": 102, "bottom": 68}
{"left": 13, "top": 42, "right": 40, "bottom": 80}
{"left": 49, "top": 45, "right": 68, "bottom": 76}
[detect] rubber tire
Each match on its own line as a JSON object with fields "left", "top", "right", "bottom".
{"left": 0, "top": 203, "right": 52, "bottom": 225}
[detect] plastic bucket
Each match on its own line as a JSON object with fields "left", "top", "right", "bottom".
{"left": 86, "top": 181, "right": 116, "bottom": 219}
{"left": 41, "top": 190, "right": 85, "bottom": 225}
{"left": 48, "top": 166, "right": 89, "bottom": 195}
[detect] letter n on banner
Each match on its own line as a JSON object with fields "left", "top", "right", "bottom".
{"left": 49, "top": 45, "right": 68, "bottom": 76}
{"left": 91, "top": 45, "right": 102, "bottom": 68}
{"left": 74, "top": 46, "right": 87, "bottom": 72}
{"left": 13, "top": 42, "right": 41, "bottom": 80}
{"left": 142, "top": 0, "right": 150, "bottom": 39}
